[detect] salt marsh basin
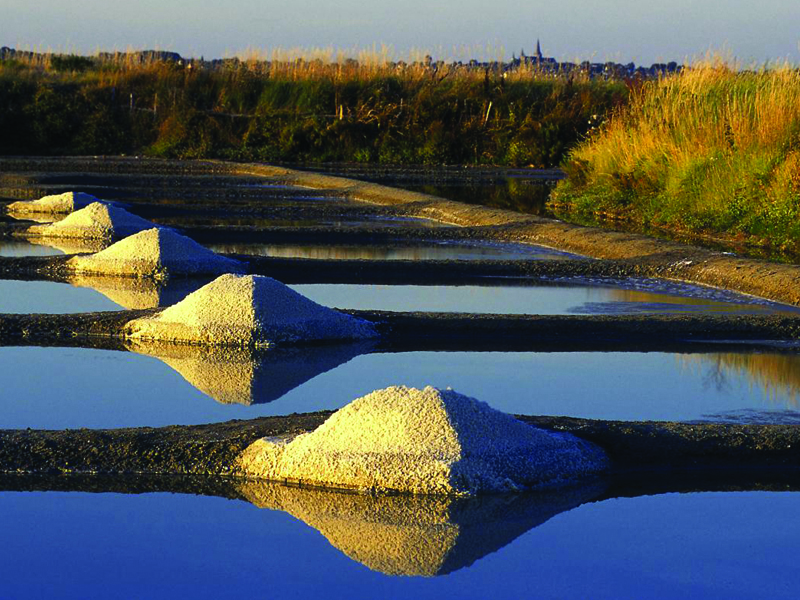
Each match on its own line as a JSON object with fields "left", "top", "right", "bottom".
{"left": 2, "top": 157, "right": 800, "bottom": 596}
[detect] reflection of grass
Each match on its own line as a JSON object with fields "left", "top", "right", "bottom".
{"left": 679, "top": 353, "right": 800, "bottom": 407}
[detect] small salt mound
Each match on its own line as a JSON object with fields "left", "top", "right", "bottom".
{"left": 7, "top": 191, "right": 99, "bottom": 214}
{"left": 24, "top": 202, "right": 159, "bottom": 240}
{"left": 67, "top": 228, "right": 245, "bottom": 279}
{"left": 238, "top": 385, "right": 609, "bottom": 495}
{"left": 125, "top": 273, "right": 378, "bottom": 347}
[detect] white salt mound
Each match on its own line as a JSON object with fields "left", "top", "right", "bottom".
{"left": 67, "top": 228, "right": 245, "bottom": 279}
{"left": 7, "top": 191, "right": 99, "bottom": 214}
{"left": 238, "top": 385, "right": 609, "bottom": 495}
{"left": 125, "top": 273, "right": 378, "bottom": 347}
{"left": 25, "top": 202, "right": 159, "bottom": 240}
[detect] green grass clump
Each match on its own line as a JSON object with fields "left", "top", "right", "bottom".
{"left": 0, "top": 53, "right": 626, "bottom": 168}
{"left": 553, "top": 61, "right": 800, "bottom": 253}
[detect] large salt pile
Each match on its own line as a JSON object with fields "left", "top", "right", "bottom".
{"left": 67, "top": 228, "right": 245, "bottom": 279}
{"left": 24, "top": 202, "right": 160, "bottom": 240}
{"left": 125, "top": 274, "right": 378, "bottom": 347}
{"left": 237, "top": 479, "right": 603, "bottom": 576}
{"left": 237, "top": 385, "right": 609, "bottom": 495}
{"left": 7, "top": 191, "right": 99, "bottom": 214}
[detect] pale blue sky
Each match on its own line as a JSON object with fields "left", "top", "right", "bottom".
{"left": 5, "top": 0, "right": 800, "bottom": 65}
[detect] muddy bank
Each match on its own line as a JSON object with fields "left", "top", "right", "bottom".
{"left": 2, "top": 412, "right": 800, "bottom": 479}
{"left": 1, "top": 308, "right": 799, "bottom": 349}
{"left": 0, "top": 252, "right": 635, "bottom": 285}
{"left": 228, "top": 162, "right": 800, "bottom": 306}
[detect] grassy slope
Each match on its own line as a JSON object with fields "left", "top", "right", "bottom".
{"left": 553, "top": 63, "right": 800, "bottom": 253}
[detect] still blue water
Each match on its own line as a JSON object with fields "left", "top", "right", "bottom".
{"left": 207, "top": 240, "right": 577, "bottom": 260}
{"left": 2, "top": 277, "right": 795, "bottom": 315}
{"left": 0, "top": 239, "right": 64, "bottom": 257}
{"left": 2, "top": 346, "right": 798, "bottom": 428}
{"left": 0, "top": 489, "right": 797, "bottom": 599}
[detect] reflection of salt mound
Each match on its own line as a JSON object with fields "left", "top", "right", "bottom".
{"left": 238, "top": 386, "right": 609, "bottom": 495}
{"left": 67, "top": 228, "right": 245, "bottom": 279}
{"left": 125, "top": 274, "right": 378, "bottom": 347}
{"left": 238, "top": 480, "right": 603, "bottom": 576}
{"left": 28, "top": 236, "right": 109, "bottom": 255}
{"left": 24, "top": 202, "right": 159, "bottom": 240}
{"left": 67, "top": 273, "right": 209, "bottom": 309}
{"left": 7, "top": 191, "right": 98, "bottom": 214}
{"left": 125, "top": 339, "right": 371, "bottom": 405}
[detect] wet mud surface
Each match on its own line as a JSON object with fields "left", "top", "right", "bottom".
{"left": 3, "top": 411, "right": 800, "bottom": 483}
{"left": 1, "top": 308, "right": 799, "bottom": 350}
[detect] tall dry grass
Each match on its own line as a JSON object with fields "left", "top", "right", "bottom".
{"left": 553, "top": 60, "right": 800, "bottom": 253}
{"left": 0, "top": 48, "right": 625, "bottom": 166}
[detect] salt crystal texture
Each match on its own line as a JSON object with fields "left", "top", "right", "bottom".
{"left": 7, "top": 191, "right": 99, "bottom": 214}
{"left": 125, "top": 273, "right": 378, "bottom": 347}
{"left": 237, "top": 385, "right": 609, "bottom": 495}
{"left": 67, "top": 228, "right": 245, "bottom": 279}
{"left": 24, "top": 202, "right": 159, "bottom": 240}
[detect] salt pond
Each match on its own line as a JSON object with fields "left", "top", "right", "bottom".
{"left": 2, "top": 346, "right": 799, "bottom": 429}
{"left": 207, "top": 240, "right": 575, "bottom": 261}
{"left": 3, "top": 275, "right": 793, "bottom": 316}
{"left": 289, "top": 280, "right": 799, "bottom": 316}
{"left": 0, "top": 238, "right": 64, "bottom": 258}
{"left": 0, "top": 277, "right": 213, "bottom": 312}
{"left": 0, "top": 489, "right": 798, "bottom": 599}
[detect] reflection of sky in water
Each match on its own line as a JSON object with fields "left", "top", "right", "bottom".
{"left": 3, "top": 277, "right": 792, "bottom": 316}
{"left": 3, "top": 347, "right": 800, "bottom": 429}
{"left": 289, "top": 282, "right": 797, "bottom": 315}
{"left": 0, "top": 278, "right": 211, "bottom": 312}
{"left": 208, "top": 241, "right": 575, "bottom": 261}
{"left": 0, "top": 490, "right": 797, "bottom": 599}
{"left": 0, "top": 280, "right": 122, "bottom": 313}
{"left": 0, "top": 239, "right": 64, "bottom": 257}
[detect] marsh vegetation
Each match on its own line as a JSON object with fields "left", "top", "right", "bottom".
{"left": 0, "top": 53, "right": 625, "bottom": 167}
{"left": 554, "top": 61, "right": 800, "bottom": 254}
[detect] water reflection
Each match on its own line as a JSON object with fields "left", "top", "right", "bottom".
{"left": 1, "top": 486, "right": 798, "bottom": 598}
{"left": 404, "top": 179, "right": 555, "bottom": 216}
{"left": 208, "top": 241, "right": 571, "bottom": 261}
{"left": 3, "top": 212, "right": 66, "bottom": 224}
{"left": 0, "top": 279, "right": 122, "bottom": 314}
{"left": 27, "top": 236, "right": 110, "bottom": 255}
{"left": 0, "top": 238, "right": 64, "bottom": 258}
{"left": 679, "top": 352, "right": 800, "bottom": 415}
{"left": 66, "top": 273, "right": 212, "bottom": 310}
{"left": 236, "top": 480, "right": 605, "bottom": 576}
{"left": 288, "top": 281, "right": 798, "bottom": 316}
{"left": 125, "top": 340, "right": 373, "bottom": 405}
{"left": 575, "top": 287, "right": 800, "bottom": 316}
{"left": 4, "top": 346, "right": 800, "bottom": 428}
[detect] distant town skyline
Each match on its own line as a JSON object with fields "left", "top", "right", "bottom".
{"left": 6, "top": 0, "right": 800, "bottom": 65}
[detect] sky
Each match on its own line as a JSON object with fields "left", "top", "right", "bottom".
{"left": 6, "top": 0, "right": 800, "bottom": 65}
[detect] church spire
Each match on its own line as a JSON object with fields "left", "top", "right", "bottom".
{"left": 535, "top": 39, "right": 542, "bottom": 60}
